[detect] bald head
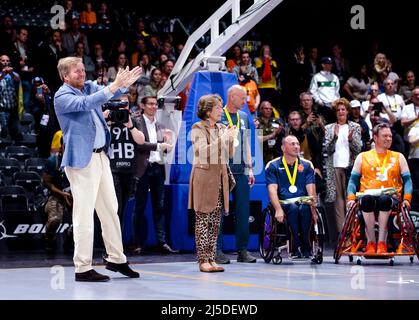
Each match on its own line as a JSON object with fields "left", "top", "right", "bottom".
{"left": 281, "top": 135, "right": 300, "bottom": 158}
{"left": 227, "top": 85, "right": 247, "bottom": 111}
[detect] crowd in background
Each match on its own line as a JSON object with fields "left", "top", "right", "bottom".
{"left": 1, "top": 0, "right": 418, "bottom": 251}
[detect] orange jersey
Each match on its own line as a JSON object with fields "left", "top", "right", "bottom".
{"left": 240, "top": 80, "right": 259, "bottom": 113}
{"left": 360, "top": 149, "right": 403, "bottom": 198}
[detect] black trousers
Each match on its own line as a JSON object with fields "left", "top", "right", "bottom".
{"left": 133, "top": 163, "right": 166, "bottom": 247}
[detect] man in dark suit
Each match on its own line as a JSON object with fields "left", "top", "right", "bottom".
{"left": 131, "top": 96, "right": 178, "bottom": 254}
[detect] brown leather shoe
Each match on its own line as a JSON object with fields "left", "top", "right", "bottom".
{"left": 199, "top": 262, "right": 216, "bottom": 272}
{"left": 209, "top": 262, "right": 225, "bottom": 272}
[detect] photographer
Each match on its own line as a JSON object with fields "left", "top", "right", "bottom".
{"left": 104, "top": 95, "right": 145, "bottom": 226}
{"left": 43, "top": 141, "right": 73, "bottom": 252}
{"left": 0, "top": 54, "right": 22, "bottom": 141}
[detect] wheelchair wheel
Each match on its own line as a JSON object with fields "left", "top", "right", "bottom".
{"left": 259, "top": 206, "right": 276, "bottom": 263}
{"left": 311, "top": 207, "right": 325, "bottom": 264}
{"left": 400, "top": 207, "right": 419, "bottom": 259}
{"left": 334, "top": 205, "right": 358, "bottom": 264}
{"left": 273, "top": 255, "right": 282, "bottom": 265}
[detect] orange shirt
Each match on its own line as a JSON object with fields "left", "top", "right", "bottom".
{"left": 241, "top": 80, "right": 259, "bottom": 113}
{"left": 360, "top": 149, "right": 403, "bottom": 198}
{"left": 80, "top": 11, "right": 97, "bottom": 26}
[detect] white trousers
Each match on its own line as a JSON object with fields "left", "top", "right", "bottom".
{"left": 65, "top": 152, "right": 126, "bottom": 273}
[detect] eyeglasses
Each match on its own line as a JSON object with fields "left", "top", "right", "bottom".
{"left": 371, "top": 89, "right": 378, "bottom": 92}
{"left": 145, "top": 102, "right": 158, "bottom": 106}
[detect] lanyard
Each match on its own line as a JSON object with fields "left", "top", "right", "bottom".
{"left": 373, "top": 150, "right": 390, "bottom": 174}
{"left": 224, "top": 107, "right": 240, "bottom": 128}
{"left": 282, "top": 156, "right": 298, "bottom": 187}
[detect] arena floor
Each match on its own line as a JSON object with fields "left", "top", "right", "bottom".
{"left": 1, "top": 250, "right": 418, "bottom": 300}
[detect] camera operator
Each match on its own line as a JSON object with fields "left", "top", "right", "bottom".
{"left": 0, "top": 54, "right": 22, "bottom": 141}
{"left": 104, "top": 95, "right": 145, "bottom": 226}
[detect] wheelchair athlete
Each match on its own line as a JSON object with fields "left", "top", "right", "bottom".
{"left": 347, "top": 122, "right": 413, "bottom": 255}
{"left": 265, "top": 135, "right": 318, "bottom": 258}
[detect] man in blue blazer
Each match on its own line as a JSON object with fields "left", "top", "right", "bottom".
{"left": 54, "top": 57, "right": 142, "bottom": 282}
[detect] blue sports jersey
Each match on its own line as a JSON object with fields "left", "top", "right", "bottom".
{"left": 265, "top": 156, "right": 315, "bottom": 200}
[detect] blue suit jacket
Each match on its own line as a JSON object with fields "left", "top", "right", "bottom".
{"left": 54, "top": 81, "right": 122, "bottom": 168}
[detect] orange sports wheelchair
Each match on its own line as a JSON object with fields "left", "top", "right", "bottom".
{"left": 333, "top": 201, "right": 419, "bottom": 265}
{"left": 259, "top": 202, "right": 325, "bottom": 265}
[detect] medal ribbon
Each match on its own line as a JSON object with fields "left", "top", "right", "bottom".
{"left": 224, "top": 107, "right": 240, "bottom": 139}
{"left": 373, "top": 150, "right": 390, "bottom": 174}
{"left": 282, "top": 156, "right": 298, "bottom": 188}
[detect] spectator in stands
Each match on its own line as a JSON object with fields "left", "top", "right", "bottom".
{"left": 343, "top": 63, "right": 371, "bottom": 102}
{"left": 256, "top": 100, "right": 284, "bottom": 164}
{"left": 0, "top": 54, "right": 22, "bottom": 142}
{"left": 216, "top": 85, "right": 257, "bottom": 264}
{"left": 107, "top": 52, "right": 129, "bottom": 83}
{"left": 106, "top": 94, "right": 145, "bottom": 227}
{"left": 148, "top": 35, "right": 161, "bottom": 61}
{"left": 11, "top": 28, "right": 35, "bottom": 109}
{"left": 80, "top": 2, "right": 97, "bottom": 27}
{"left": 399, "top": 70, "right": 416, "bottom": 104}
{"left": 299, "top": 92, "right": 325, "bottom": 173}
{"left": 254, "top": 45, "right": 279, "bottom": 107}
{"left": 160, "top": 41, "right": 176, "bottom": 61}
{"left": 238, "top": 65, "right": 260, "bottom": 117}
{"left": 142, "top": 68, "right": 163, "bottom": 98}
{"left": 93, "top": 64, "right": 109, "bottom": 86}
{"left": 406, "top": 106, "right": 419, "bottom": 189}
{"left": 361, "top": 81, "right": 380, "bottom": 119}
{"left": 349, "top": 100, "right": 371, "bottom": 151}
{"left": 378, "top": 78, "right": 405, "bottom": 136}
{"left": 73, "top": 41, "right": 95, "bottom": 80}
{"left": 0, "top": 15, "right": 17, "bottom": 55}
{"left": 401, "top": 87, "right": 419, "bottom": 153}
{"left": 64, "top": 0, "right": 79, "bottom": 28}
{"left": 131, "top": 96, "right": 177, "bottom": 255}
{"left": 331, "top": 43, "right": 351, "bottom": 85}
{"left": 373, "top": 53, "right": 391, "bottom": 81}
{"left": 306, "top": 46, "right": 319, "bottom": 80}
{"left": 37, "top": 29, "right": 68, "bottom": 94}
{"left": 42, "top": 141, "right": 73, "bottom": 252}
{"left": 233, "top": 51, "right": 258, "bottom": 85}
{"left": 130, "top": 39, "right": 148, "bottom": 67}
{"left": 108, "top": 39, "right": 127, "bottom": 65}
{"left": 62, "top": 18, "right": 90, "bottom": 56}
{"left": 136, "top": 53, "right": 155, "bottom": 87}
{"left": 31, "top": 77, "right": 60, "bottom": 159}
{"left": 133, "top": 19, "right": 150, "bottom": 41}
{"left": 226, "top": 43, "right": 242, "bottom": 73}
{"left": 161, "top": 59, "right": 175, "bottom": 80}
{"left": 97, "top": 1, "right": 112, "bottom": 26}
{"left": 369, "top": 106, "right": 405, "bottom": 154}
{"left": 189, "top": 94, "right": 236, "bottom": 272}
{"left": 324, "top": 98, "right": 361, "bottom": 233}
{"left": 286, "top": 110, "right": 323, "bottom": 176}
{"left": 309, "top": 56, "right": 340, "bottom": 123}
{"left": 54, "top": 56, "right": 141, "bottom": 281}
{"left": 127, "top": 84, "right": 141, "bottom": 117}
{"left": 154, "top": 53, "right": 168, "bottom": 69}
{"left": 92, "top": 42, "right": 107, "bottom": 71}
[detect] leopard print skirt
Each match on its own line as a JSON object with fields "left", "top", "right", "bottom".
{"left": 195, "top": 184, "right": 223, "bottom": 263}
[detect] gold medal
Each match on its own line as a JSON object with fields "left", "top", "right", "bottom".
{"left": 373, "top": 150, "right": 390, "bottom": 181}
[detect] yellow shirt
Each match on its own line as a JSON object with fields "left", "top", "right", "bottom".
{"left": 50, "top": 130, "right": 62, "bottom": 153}
{"left": 360, "top": 149, "right": 403, "bottom": 198}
